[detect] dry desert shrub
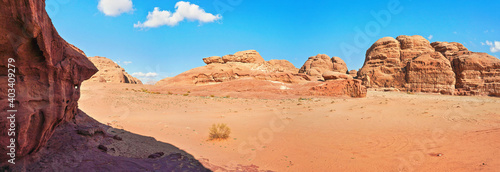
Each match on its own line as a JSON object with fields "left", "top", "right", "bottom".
{"left": 208, "top": 123, "right": 231, "bottom": 140}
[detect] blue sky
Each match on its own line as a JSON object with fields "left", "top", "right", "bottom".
{"left": 46, "top": 0, "right": 500, "bottom": 83}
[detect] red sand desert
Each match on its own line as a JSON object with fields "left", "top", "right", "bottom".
{"left": 80, "top": 82, "right": 500, "bottom": 171}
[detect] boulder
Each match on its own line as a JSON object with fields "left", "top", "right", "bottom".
{"left": 222, "top": 50, "right": 265, "bottom": 63}
{"left": 299, "top": 54, "right": 348, "bottom": 80}
{"left": 88, "top": 56, "right": 142, "bottom": 84}
{"left": 331, "top": 56, "right": 348, "bottom": 73}
{"left": 203, "top": 56, "right": 224, "bottom": 65}
{"left": 405, "top": 52, "right": 456, "bottom": 94}
{"left": 323, "top": 71, "right": 353, "bottom": 81}
{"left": 348, "top": 70, "right": 358, "bottom": 78}
{"left": 0, "top": 0, "right": 98, "bottom": 162}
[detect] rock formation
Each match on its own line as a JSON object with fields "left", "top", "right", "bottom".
{"left": 88, "top": 56, "right": 142, "bottom": 84}
{"left": 431, "top": 41, "right": 469, "bottom": 61}
{"left": 348, "top": 70, "right": 358, "bottom": 78}
{"left": 358, "top": 35, "right": 500, "bottom": 96}
{"left": 299, "top": 54, "right": 349, "bottom": 80}
{"left": 358, "top": 37, "right": 405, "bottom": 88}
{"left": 322, "top": 71, "right": 353, "bottom": 81}
{"left": 0, "top": 1, "right": 214, "bottom": 171}
{"left": 452, "top": 52, "right": 500, "bottom": 96}
{"left": 310, "top": 79, "right": 366, "bottom": 98}
{"left": 222, "top": 50, "right": 265, "bottom": 63}
{"left": 156, "top": 50, "right": 366, "bottom": 98}
{"left": 405, "top": 52, "right": 455, "bottom": 94}
{"left": 159, "top": 50, "right": 307, "bottom": 85}
{"left": 0, "top": 0, "right": 98, "bottom": 162}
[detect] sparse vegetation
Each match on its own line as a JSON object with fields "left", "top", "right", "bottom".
{"left": 224, "top": 95, "right": 230, "bottom": 98}
{"left": 183, "top": 93, "right": 189, "bottom": 96}
{"left": 138, "top": 88, "right": 160, "bottom": 94}
{"left": 208, "top": 123, "right": 231, "bottom": 141}
{"left": 210, "top": 95, "right": 215, "bottom": 98}
{"left": 298, "top": 97, "right": 311, "bottom": 101}
{"left": 168, "top": 91, "right": 173, "bottom": 95}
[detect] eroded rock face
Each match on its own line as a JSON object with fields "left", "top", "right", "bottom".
{"left": 88, "top": 56, "right": 142, "bottom": 84}
{"left": 453, "top": 53, "right": 500, "bottom": 96}
{"left": 359, "top": 35, "right": 500, "bottom": 96}
{"left": 396, "top": 35, "right": 434, "bottom": 65}
{"left": 358, "top": 37, "right": 405, "bottom": 88}
{"left": 310, "top": 79, "right": 366, "bottom": 98}
{"left": 405, "top": 52, "right": 455, "bottom": 94}
{"left": 222, "top": 50, "right": 265, "bottom": 63}
{"left": 0, "top": 0, "right": 98, "bottom": 162}
{"left": 431, "top": 42, "right": 469, "bottom": 61}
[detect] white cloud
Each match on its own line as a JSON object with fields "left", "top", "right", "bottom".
{"left": 453, "top": 31, "right": 458, "bottom": 34}
{"left": 481, "top": 42, "right": 485, "bottom": 46}
{"left": 485, "top": 40, "right": 500, "bottom": 53}
{"left": 134, "top": 1, "right": 221, "bottom": 28}
{"left": 123, "top": 61, "right": 132, "bottom": 65}
{"left": 98, "top": 0, "right": 133, "bottom": 17}
{"left": 132, "top": 72, "right": 158, "bottom": 77}
{"left": 427, "top": 35, "right": 433, "bottom": 40}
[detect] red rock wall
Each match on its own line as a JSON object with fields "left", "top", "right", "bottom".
{"left": 359, "top": 35, "right": 500, "bottom": 96}
{"left": 0, "top": 0, "right": 98, "bottom": 162}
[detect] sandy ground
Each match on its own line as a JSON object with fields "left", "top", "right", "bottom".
{"left": 79, "top": 82, "right": 500, "bottom": 172}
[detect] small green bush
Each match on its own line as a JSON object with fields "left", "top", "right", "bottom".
{"left": 208, "top": 123, "right": 231, "bottom": 140}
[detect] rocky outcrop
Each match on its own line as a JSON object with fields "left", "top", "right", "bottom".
{"left": 323, "top": 71, "right": 353, "bottom": 81}
{"left": 348, "top": 70, "right": 358, "bottom": 78}
{"left": 165, "top": 60, "right": 309, "bottom": 85}
{"left": 331, "top": 56, "right": 348, "bottom": 74}
{"left": 358, "top": 37, "right": 405, "bottom": 88}
{"left": 156, "top": 50, "right": 366, "bottom": 98}
{"left": 0, "top": 0, "right": 98, "bottom": 162}
{"left": 222, "top": 50, "right": 265, "bottom": 63}
{"left": 203, "top": 56, "right": 224, "bottom": 65}
{"left": 88, "top": 56, "right": 142, "bottom": 84}
{"left": 157, "top": 50, "right": 308, "bottom": 86}
{"left": 299, "top": 54, "right": 349, "bottom": 80}
{"left": 397, "top": 35, "right": 434, "bottom": 65}
{"left": 268, "top": 59, "right": 299, "bottom": 73}
{"left": 431, "top": 42, "right": 469, "bottom": 61}
{"left": 453, "top": 53, "right": 500, "bottom": 96}
{"left": 405, "top": 52, "right": 455, "bottom": 94}
{"left": 359, "top": 35, "right": 500, "bottom": 96}
{"left": 310, "top": 79, "right": 366, "bottom": 98}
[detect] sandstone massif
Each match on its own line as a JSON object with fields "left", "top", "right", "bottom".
{"left": 358, "top": 35, "right": 500, "bottom": 96}
{"left": 0, "top": 0, "right": 209, "bottom": 170}
{"left": 155, "top": 50, "right": 367, "bottom": 98}
{"left": 88, "top": 56, "right": 142, "bottom": 84}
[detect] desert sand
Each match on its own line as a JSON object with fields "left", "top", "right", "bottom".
{"left": 80, "top": 81, "right": 500, "bottom": 171}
